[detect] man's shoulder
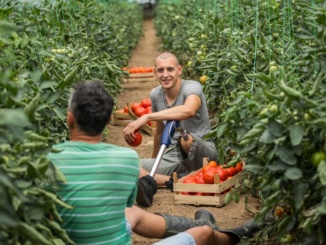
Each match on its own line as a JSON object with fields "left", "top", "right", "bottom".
{"left": 151, "top": 84, "right": 163, "bottom": 94}
{"left": 182, "top": 79, "right": 200, "bottom": 86}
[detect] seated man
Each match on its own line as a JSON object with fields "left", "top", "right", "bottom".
{"left": 123, "top": 52, "right": 218, "bottom": 207}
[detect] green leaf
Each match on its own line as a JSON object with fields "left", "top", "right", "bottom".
{"left": 317, "top": 160, "right": 326, "bottom": 186}
{"left": 39, "top": 81, "right": 57, "bottom": 90}
{"left": 0, "top": 210, "right": 18, "bottom": 228}
{"left": 30, "top": 69, "right": 43, "bottom": 83}
{"left": 259, "top": 129, "right": 275, "bottom": 144}
{"left": 16, "top": 222, "right": 51, "bottom": 245}
{"left": 216, "top": 123, "right": 227, "bottom": 137}
{"left": 244, "top": 164, "right": 264, "bottom": 174}
{"left": 268, "top": 159, "right": 286, "bottom": 172}
{"left": 267, "top": 119, "right": 285, "bottom": 137}
{"left": 284, "top": 167, "right": 303, "bottom": 180}
{"left": 292, "top": 181, "right": 309, "bottom": 209}
{"left": 275, "top": 146, "right": 297, "bottom": 165}
{"left": 289, "top": 125, "right": 304, "bottom": 146}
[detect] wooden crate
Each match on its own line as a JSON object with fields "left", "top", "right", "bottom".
{"left": 128, "top": 72, "right": 154, "bottom": 79}
{"left": 111, "top": 110, "right": 133, "bottom": 126}
{"left": 128, "top": 109, "right": 156, "bottom": 136}
{"left": 173, "top": 158, "right": 247, "bottom": 207}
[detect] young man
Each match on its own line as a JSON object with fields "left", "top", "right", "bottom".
{"left": 48, "top": 80, "right": 261, "bottom": 245}
{"left": 123, "top": 52, "right": 218, "bottom": 207}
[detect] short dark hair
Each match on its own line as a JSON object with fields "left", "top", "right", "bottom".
{"left": 68, "top": 81, "right": 114, "bottom": 136}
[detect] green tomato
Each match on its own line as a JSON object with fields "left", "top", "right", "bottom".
{"left": 269, "top": 104, "right": 278, "bottom": 112}
{"left": 269, "top": 65, "right": 278, "bottom": 72}
{"left": 310, "top": 152, "right": 326, "bottom": 168}
{"left": 304, "top": 113, "right": 312, "bottom": 121}
{"left": 280, "top": 234, "right": 294, "bottom": 244}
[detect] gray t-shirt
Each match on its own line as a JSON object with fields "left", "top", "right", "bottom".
{"left": 150, "top": 79, "right": 211, "bottom": 144}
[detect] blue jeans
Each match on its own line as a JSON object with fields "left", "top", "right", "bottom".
{"left": 152, "top": 232, "right": 196, "bottom": 245}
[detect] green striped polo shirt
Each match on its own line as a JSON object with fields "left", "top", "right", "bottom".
{"left": 48, "top": 141, "right": 140, "bottom": 245}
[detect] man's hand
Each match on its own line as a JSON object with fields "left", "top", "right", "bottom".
{"left": 123, "top": 115, "right": 148, "bottom": 143}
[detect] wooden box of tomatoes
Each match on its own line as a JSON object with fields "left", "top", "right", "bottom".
{"left": 111, "top": 107, "right": 133, "bottom": 126}
{"left": 173, "top": 158, "right": 247, "bottom": 207}
{"left": 128, "top": 99, "right": 156, "bottom": 136}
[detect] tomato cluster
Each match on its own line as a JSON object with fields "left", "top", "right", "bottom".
{"left": 122, "top": 66, "right": 154, "bottom": 74}
{"left": 131, "top": 99, "right": 153, "bottom": 126}
{"left": 180, "top": 161, "right": 244, "bottom": 196}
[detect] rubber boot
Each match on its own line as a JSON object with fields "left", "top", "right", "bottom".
{"left": 218, "top": 211, "right": 275, "bottom": 243}
{"left": 136, "top": 175, "right": 157, "bottom": 207}
{"left": 159, "top": 209, "right": 219, "bottom": 238}
{"left": 218, "top": 220, "right": 260, "bottom": 243}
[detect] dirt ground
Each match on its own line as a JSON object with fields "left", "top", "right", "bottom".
{"left": 106, "top": 19, "right": 261, "bottom": 244}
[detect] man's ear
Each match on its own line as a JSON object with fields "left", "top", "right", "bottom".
{"left": 178, "top": 64, "right": 182, "bottom": 76}
{"left": 67, "top": 111, "right": 75, "bottom": 128}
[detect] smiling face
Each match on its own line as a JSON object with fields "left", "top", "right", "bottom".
{"left": 154, "top": 52, "right": 182, "bottom": 91}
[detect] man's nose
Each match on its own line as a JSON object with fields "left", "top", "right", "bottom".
{"left": 162, "top": 69, "right": 169, "bottom": 77}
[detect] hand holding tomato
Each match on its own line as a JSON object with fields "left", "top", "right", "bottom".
{"left": 125, "top": 130, "right": 142, "bottom": 147}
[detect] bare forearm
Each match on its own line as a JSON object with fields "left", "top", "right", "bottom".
{"left": 145, "top": 105, "right": 195, "bottom": 122}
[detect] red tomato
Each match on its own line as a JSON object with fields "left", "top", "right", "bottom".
{"left": 123, "top": 106, "right": 129, "bottom": 113}
{"left": 141, "top": 98, "right": 152, "bottom": 108}
{"left": 203, "top": 169, "right": 218, "bottom": 184}
{"left": 230, "top": 166, "right": 237, "bottom": 176}
{"left": 235, "top": 162, "right": 243, "bottom": 173}
{"left": 134, "top": 106, "right": 147, "bottom": 117}
{"left": 145, "top": 106, "right": 152, "bottom": 114}
{"left": 216, "top": 169, "right": 227, "bottom": 181}
{"left": 202, "top": 165, "right": 213, "bottom": 174}
{"left": 207, "top": 160, "right": 218, "bottom": 168}
{"left": 183, "top": 176, "right": 196, "bottom": 184}
{"left": 126, "top": 130, "right": 142, "bottom": 147}
{"left": 131, "top": 102, "right": 141, "bottom": 112}
{"left": 147, "top": 121, "right": 151, "bottom": 126}
{"left": 195, "top": 175, "right": 205, "bottom": 184}
{"left": 194, "top": 192, "right": 204, "bottom": 196}
{"left": 224, "top": 168, "right": 233, "bottom": 177}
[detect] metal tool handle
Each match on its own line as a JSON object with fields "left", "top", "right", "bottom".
{"left": 149, "top": 120, "right": 188, "bottom": 177}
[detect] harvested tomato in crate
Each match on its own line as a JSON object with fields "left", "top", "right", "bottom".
{"left": 173, "top": 158, "right": 247, "bottom": 207}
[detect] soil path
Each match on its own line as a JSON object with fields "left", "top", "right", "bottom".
{"left": 106, "top": 19, "right": 260, "bottom": 245}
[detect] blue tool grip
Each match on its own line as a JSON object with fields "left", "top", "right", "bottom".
{"left": 160, "top": 120, "right": 179, "bottom": 147}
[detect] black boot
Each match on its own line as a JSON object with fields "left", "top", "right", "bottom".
{"left": 136, "top": 175, "right": 157, "bottom": 207}
{"left": 218, "top": 220, "right": 260, "bottom": 243}
{"left": 218, "top": 211, "right": 275, "bottom": 243}
{"left": 159, "top": 209, "right": 219, "bottom": 238}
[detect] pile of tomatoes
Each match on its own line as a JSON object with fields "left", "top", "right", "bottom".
{"left": 122, "top": 66, "right": 154, "bottom": 74}
{"left": 180, "top": 161, "right": 244, "bottom": 196}
{"left": 129, "top": 98, "right": 154, "bottom": 126}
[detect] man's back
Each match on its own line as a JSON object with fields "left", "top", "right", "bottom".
{"left": 48, "top": 141, "right": 139, "bottom": 245}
